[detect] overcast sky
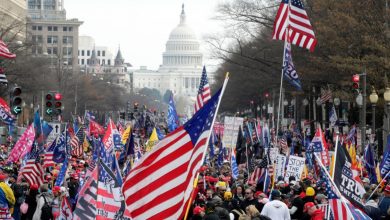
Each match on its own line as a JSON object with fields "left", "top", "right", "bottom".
{"left": 65, "top": 0, "right": 222, "bottom": 70}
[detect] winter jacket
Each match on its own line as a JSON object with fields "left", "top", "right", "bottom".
{"left": 0, "top": 182, "right": 15, "bottom": 219}
{"left": 365, "top": 199, "right": 382, "bottom": 220}
{"left": 310, "top": 209, "right": 325, "bottom": 220}
{"left": 32, "top": 192, "right": 53, "bottom": 220}
{"left": 379, "top": 196, "right": 390, "bottom": 218}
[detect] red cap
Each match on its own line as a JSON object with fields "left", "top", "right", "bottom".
{"left": 303, "top": 202, "right": 316, "bottom": 212}
{"left": 0, "top": 173, "right": 7, "bottom": 181}
{"left": 193, "top": 206, "right": 205, "bottom": 215}
{"left": 71, "top": 174, "right": 79, "bottom": 180}
{"left": 52, "top": 186, "right": 61, "bottom": 192}
{"left": 385, "top": 184, "right": 390, "bottom": 193}
{"left": 30, "top": 184, "right": 39, "bottom": 190}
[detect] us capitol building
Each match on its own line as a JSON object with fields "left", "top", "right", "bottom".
{"left": 132, "top": 4, "right": 213, "bottom": 113}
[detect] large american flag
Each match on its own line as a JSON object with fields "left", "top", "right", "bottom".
{"left": 0, "top": 39, "right": 16, "bottom": 59}
{"left": 122, "top": 89, "right": 221, "bottom": 220}
{"left": 248, "top": 158, "right": 268, "bottom": 184}
{"left": 71, "top": 126, "right": 84, "bottom": 157}
{"left": 20, "top": 148, "right": 44, "bottom": 186}
{"left": 194, "top": 66, "right": 211, "bottom": 113}
{"left": 272, "top": 0, "right": 317, "bottom": 52}
{"left": 320, "top": 89, "right": 332, "bottom": 104}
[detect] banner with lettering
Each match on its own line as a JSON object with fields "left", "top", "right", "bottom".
{"left": 275, "top": 154, "right": 286, "bottom": 180}
{"left": 222, "top": 117, "right": 243, "bottom": 148}
{"left": 0, "top": 97, "right": 15, "bottom": 125}
{"left": 285, "top": 155, "right": 305, "bottom": 180}
{"left": 7, "top": 125, "right": 35, "bottom": 163}
{"left": 380, "top": 135, "right": 390, "bottom": 179}
{"left": 334, "top": 144, "right": 366, "bottom": 209}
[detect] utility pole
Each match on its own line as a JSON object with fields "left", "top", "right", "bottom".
{"left": 361, "top": 72, "right": 367, "bottom": 154}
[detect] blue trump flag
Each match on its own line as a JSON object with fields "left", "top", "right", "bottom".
{"left": 379, "top": 135, "right": 390, "bottom": 179}
{"left": 55, "top": 158, "right": 68, "bottom": 186}
{"left": 364, "top": 144, "right": 378, "bottom": 184}
{"left": 53, "top": 134, "right": 67, "bottom": 163}
{"left": 283, "top": 42, "right": 302, "bottom": 90}
{"left": 167, "top": 94, "right": 179, "bottom": 132}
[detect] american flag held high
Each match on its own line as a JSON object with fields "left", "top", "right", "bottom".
{"left": 122, "top": 89, "right": 222, "bottom": 220}
{"left": 194, "top": 66, "right": 211, "bottom": 113}
{"left": 272, "top": 0, "right": 317, "bottom": 52}
{"left": 320, "top": 88, "right": 332, "bottom": 104}
{"left": 0, "top": 39, "right": 16, "bottom": 59}
{"left": 20, "top": 147, "right": 44, "bottom": 186}
{"left": 71, "top": 126, "right": 84, "bottom": 157}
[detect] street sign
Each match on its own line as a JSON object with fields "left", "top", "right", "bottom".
{"left": 47, "top": 122, "right": 61, "bottom": 145}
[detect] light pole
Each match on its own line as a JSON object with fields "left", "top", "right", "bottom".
{"left": 356, "top": 93, "right": 364, "bottom": 152}
{"left": 383, "top": 87, "right": 390, "bottom": 154}
{"left": 369, "top": 87, "right": 378, "bottom": 137}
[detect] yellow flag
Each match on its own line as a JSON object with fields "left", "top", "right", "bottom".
{"left": 329, "top": 153, "right": 335, "bottom": 176}
{"left": 83, "top": 136, "right": 90, "bottom": 152}
{"left": 145, "top": 128, "right": 159, "bottom": 152}
{"left": 301, "top": 164, "right": 308, "bottom": 180}
{"left": 347, "top": 143, "right": 357, "bottom": 166}
{"left": 376, "top": 163, "right": 382, "bottom": 183}
{"left": 122, "top": 126, "right": 131, "bottom": 145}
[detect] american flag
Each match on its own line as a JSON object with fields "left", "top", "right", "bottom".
{"left": 43, "top": 137, "right": 57, "bottom": 168}
{"left": 279, "top": 136, "right": 288, "bottom": 150}
{"left": 20, "top": 148, "right": 44, "bottom": 186}
{"left": 320, "top": 89, "right": 332, "bottom": 104}
{"left": 97, "top": 160, "right": 126, "bottom": 220}
{"left": 122, "top": 89, "right": 221, "bottom": 220}
{"left": 71, "top": 126, "right": 84, "bottom": 157}
{"left": 59, "top": 197, "right": 73, "bottom": 220}
{"left": 0, "top": 39, "right": 16, "bottom": 59}
{"left": 272, "top": 0, "right": 317, "bottom": 52}
{"left": 194, "top": 66, "right": 211, "bottom": 113}
{"left": 248, "top": 158, "right": 268, "bottom": 184}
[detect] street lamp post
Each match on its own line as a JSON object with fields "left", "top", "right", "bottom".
{"left": 369, "top": 87, "right": 378, "bottom": 138}
{"left": 356, "top": 93, "right": 364, "bottom": 152}
{"left": 383, "top": 87, "right": 390, "bottom": 154}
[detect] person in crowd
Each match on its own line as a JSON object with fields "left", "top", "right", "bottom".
{"left": 33, "top": 184, "right": 53, "bottom": 220}
{"left": 363, "top": 192, "right": 382, "bottom": 220}
{"left": 21, "top": 184, "right": 38, "bottom": 220}
{"left": 379, "top": 184, "right": 390, "bottom": 219}
{"left": 232, "top": 185, "right": 244, "bottom": 205}
{"left": 11, "top": 176, "right": 28, "bottom": 220}
{"left": 304, "top": 187, "right": 315, "bottom": 203}
{"left": 302, "top": 202, "right": 324, "bottom": 220}
{"left": 192, "top": 205, "right": 205, "bottom": 220}
{"left": 0, "top": 173, "right": 15, "bottom": 219}
{"left": 245, "top": 205, "right": 263, "bottom": 220}
{"left": 289, "top": 184, "right": 304, "bottom": 220}
{"left": 67, "top": 173, "right": 79, "bottom": 211}
{"left": 51, "top": 186, "right": 61, "bottom": 219}
{"left": 260, "top": 190, "right": 291, "bottom": 220}
{"left": 204, "top": 201, "right": 220, "bottom": 220}
{"left": 241, "top": 188, "right": 263, "bottom": 212}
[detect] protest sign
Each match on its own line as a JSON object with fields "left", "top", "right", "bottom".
{"left": 285, "top": 155, "right": 305, "bottom": 180}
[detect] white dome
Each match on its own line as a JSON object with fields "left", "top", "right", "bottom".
{"left": 169, "top": 24, "right": 197, "bottom": 40}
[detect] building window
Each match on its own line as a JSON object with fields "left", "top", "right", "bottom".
{"left": 47, "top": 47, "right": 58, "bottom": 55}
{"left": 62, "top": 36, "right": 73, "bottom": 44}
{"left": 68, "top": 27, "right": 73, "bottom": 32}
{"left": 62, "top": 47, "right": 72, "bottom": 56}
{"left": 102, "top": 51, "right": 105, "bottom": 56}
{"left": 81, "top": 50, "right": 84, "bottom": 56}
{"left": 32, "top": 26, "right": 37, "bottom": 30}
{"left": 47, "top": 36, "right": 58, "bottom": 44}
{"left": 63, "top": 27, "right": 67, "bottom": 31}
{"left": 108, "top": 60, "right": 111, "bottom": 65}
{"left": 97, "top": 51, "right": 100, "bottom": 56}
{"left": 102, "top": 60, "right": 105, "bottom": 65}
{"left": 32, "top": 35, "right": 43, "bottom": 43}
{"left": 53, "top": 26, "right": 58, "bottom": 31}
{"left": 87, "top": 50, "right": 90, "bottom": 56}
{"left": 48, "top": 26, "right": 52, "bottom": 31}
{"left": 81, "top": 59, "right": 84, "bottom": 65}
{"left": 185, "top": 78, "right": 189, "bottom": 88}
{"left": 38, "top": 26, "right": 42, "bottom": 31}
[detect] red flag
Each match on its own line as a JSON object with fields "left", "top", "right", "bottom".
{"left": 89, "top": 120, "right": 105, "bottom": 136}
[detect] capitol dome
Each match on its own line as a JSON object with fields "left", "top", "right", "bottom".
{"left": 162, "top": 4, "right": 203, "bottom": 67}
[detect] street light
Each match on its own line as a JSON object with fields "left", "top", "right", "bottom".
{"left": 369, "top": 87, "right": 378, "bottom": 136}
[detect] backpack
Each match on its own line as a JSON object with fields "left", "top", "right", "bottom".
{"left": 41, "top": 195, "right": 53, "bottom": 220}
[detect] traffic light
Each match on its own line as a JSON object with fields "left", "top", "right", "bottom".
{"left": 10, "top": 87, "right": 22, "bottom": 115}
{"left": 54, "top": 92, "right": 62, "bottom": 115}
{"left": 45, "top": 92, "right": 54, "bottom": 115}
{"left": 352, "top": 74, "right": 360, "bottom": 90}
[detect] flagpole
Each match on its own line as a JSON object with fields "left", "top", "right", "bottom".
{"left": 184, "top": 72, "right": 230, "bottom": 220}
{"left": 327, "top": 131, "right": 339, "bottom": 220}
{"left": 313, "top": 152, "right": 356, "bottom": 219}
{"left": 366, "top": 171, "right": 390, "bottom": 202}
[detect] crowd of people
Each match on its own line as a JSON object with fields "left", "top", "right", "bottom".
{"left": 187, "top": 161, "right": 390, "bottom": 220}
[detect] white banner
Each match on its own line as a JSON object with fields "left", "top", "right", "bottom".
{"left": 275, "top": 154, "right": 286, "bottom": 180}
{"left": 269, "top": 148, "right": 279, "bottom": 164}
{"left": 285, "top": 155, "right": 306, "bottom": 180}
{"left": 222, "top": 116, "right": 244, "bottom": 148}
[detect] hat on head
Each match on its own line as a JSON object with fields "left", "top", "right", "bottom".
{"left": 52, "top": 186, "right": 61, "bottom": 193}
{"left": 0, "top": 173, "right": 7, "bottom": 181}
{"left": 224, "top": 191, "right": 232, "bottom": 200}
{"left": 306, "top": 187, "right": 315, "bottom": 196}
{"left": 303, "top": 202, "right": 316, "bottom": 212}
{"left": 30, "top": 184, "right": 39, "bottom": 190}
{"left": 271, "top": 190, "right": 281, "bottom": 199}
{"left": 315, "top": 193, "right": 327, "bottom": 201}
{"left": 193, "top": 206, "right": 205, "bottom": 215}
